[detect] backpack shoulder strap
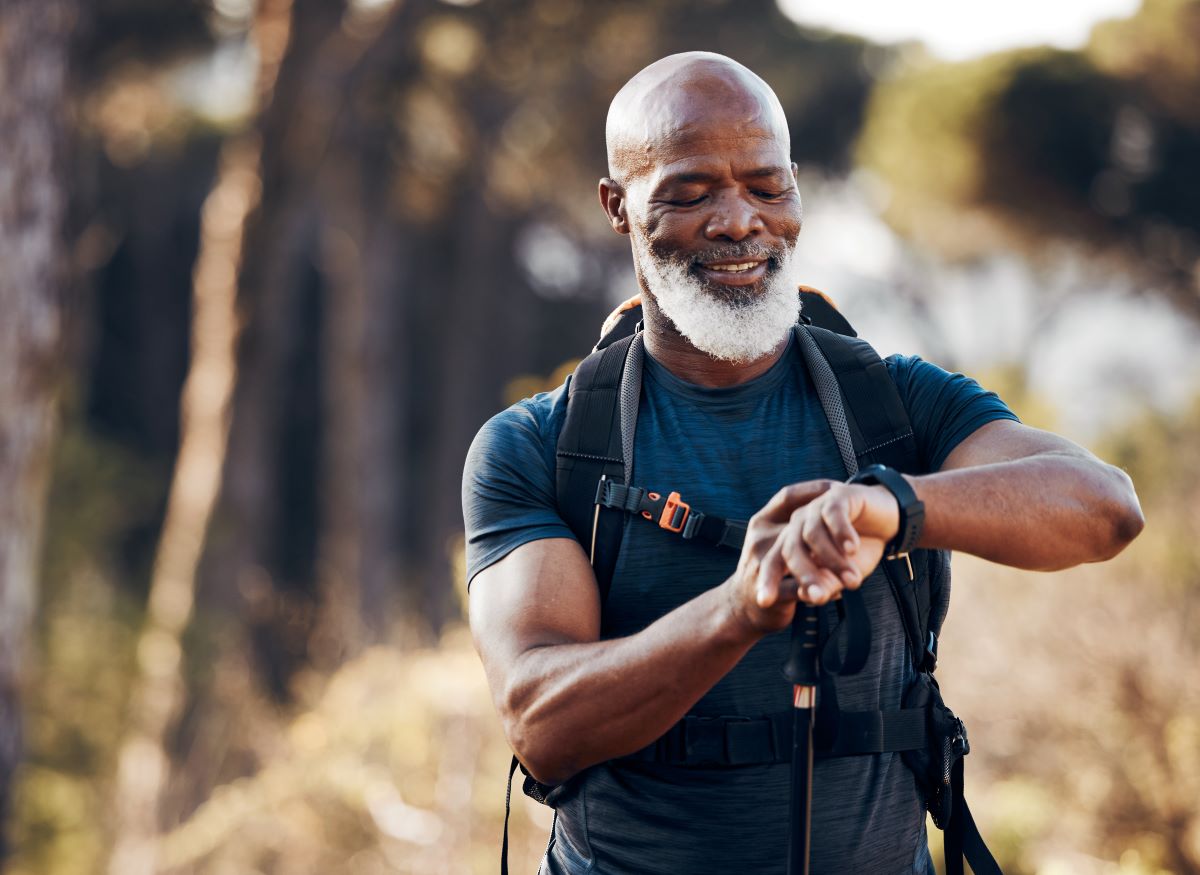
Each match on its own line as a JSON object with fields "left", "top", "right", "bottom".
{"left": 555, "top": 332, "right": 642, "bottom": 606}
{"left": 796, "top": 324, "right": 937, "bottom": 671}
{"left": 801, "top": 324, "right": 920, "bottom": 472}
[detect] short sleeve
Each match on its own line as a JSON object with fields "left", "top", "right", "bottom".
{"left": 461, "top": 384, "right": 574, "bottom": 586}
{"left": 884, "top": 355, "right": 1020, "bottom": 472}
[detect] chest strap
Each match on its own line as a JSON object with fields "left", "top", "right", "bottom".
{"left": 621, "top": 708, "right": 928, "bottom": 767}
{"left": 595, "top": 480, "right": 747, "bottom": 550}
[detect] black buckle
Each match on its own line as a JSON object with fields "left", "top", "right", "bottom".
{"left": 952, "top": 719, "right": 970, "bottom": 758}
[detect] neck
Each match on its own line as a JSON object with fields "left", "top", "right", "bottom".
{"left": 640, "top": 297, "right": 790, "bottom": 388}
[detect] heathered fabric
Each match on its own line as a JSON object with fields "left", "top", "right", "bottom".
{"left": 463, "top": 336, "right": 1018, "bottom": 874}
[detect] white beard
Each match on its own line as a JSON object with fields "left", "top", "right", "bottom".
{"left": 634, "top": 238, "right": 801, "bottom": 364}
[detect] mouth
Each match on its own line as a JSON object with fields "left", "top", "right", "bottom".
{"left": 696, "top": 258, "right": 769, "bottom": 287}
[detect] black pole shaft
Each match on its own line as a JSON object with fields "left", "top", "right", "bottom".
{"left": 783, "top": 603, "right": 821, "bottom": 875}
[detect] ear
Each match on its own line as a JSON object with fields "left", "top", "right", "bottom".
{"left": 791, "top": 163, "right": 803, "bottom": 227}
{"left": 598, "top": 177, "right": 630, "bottom": 235}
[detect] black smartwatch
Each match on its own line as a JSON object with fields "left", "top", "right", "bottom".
{"left": 848, "top": 464, "right": 924, "bottom": 559}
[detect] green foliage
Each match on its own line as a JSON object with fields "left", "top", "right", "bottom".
{"left": 857, "top": 49, "right": 1031, "bottom": 256}
{"left": 857, "top": 1, "right": 1200, "bottom": 314}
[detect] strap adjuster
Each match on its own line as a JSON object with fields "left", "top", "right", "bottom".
{"left": 658, "top": 491, "right": 690, "bottom": 532}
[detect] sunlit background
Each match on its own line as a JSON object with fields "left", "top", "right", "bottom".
{"left": 1, "top": 0, "right": 1198, "bottom": 873}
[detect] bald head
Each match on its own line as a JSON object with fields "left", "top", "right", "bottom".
{"left": 605, "top": 52, "right": 791, "bottom": 185}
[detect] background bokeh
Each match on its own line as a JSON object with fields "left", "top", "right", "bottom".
{"left": 1, "top": 0, "right": 1198, "bottom": 873}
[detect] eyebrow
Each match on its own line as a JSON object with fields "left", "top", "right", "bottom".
{"left": 653, "top": 166, "right": 790, "bottom": 190}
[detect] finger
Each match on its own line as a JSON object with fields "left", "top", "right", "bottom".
{"left": 800, "top": 512, "right": 861, "bottom": 589}
{"left": 820, "top": 489, "right": 861, "bottom": 556}
{"left": 754, "top": 540, "right": 790, "bottom": 608}
{"left": 755, "top": 480, "right": 835, "bottom": 524}
{"left": 777, "top": 574, "right": 800, "bottom": 604}
{"left": 777, "top": 524, "right": 844, "bottom": 604}
{"left": 798, "top": 567, "right": 843, "bottom": 606}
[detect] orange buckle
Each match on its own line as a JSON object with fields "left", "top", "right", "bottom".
{"left": 658, "top": 491, "right": 690, "bottom": 532}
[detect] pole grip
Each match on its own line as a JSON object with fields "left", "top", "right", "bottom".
{"left": 781, "top": 600, "right": 821, "bottom": 686}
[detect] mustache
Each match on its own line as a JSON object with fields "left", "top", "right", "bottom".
{"left": 648, "top": 240, "right": 791, "bottom": 270}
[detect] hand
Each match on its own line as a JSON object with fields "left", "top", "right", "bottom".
{"left": 726, "top": 479, "right": 901, "bottom": 635}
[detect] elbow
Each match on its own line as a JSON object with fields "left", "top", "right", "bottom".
{"left": 1093, "top": 466, "right": 1145, "bottom": 561}
{"left": 500, "top": 680, "right": 580, "bottom": 787}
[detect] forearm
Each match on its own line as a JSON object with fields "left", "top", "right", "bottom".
{"left": 503, "top": 580, "right": 757, "bottom": 785}
{"left": 910, "top": 452, "right": 1144, "bottom": 570}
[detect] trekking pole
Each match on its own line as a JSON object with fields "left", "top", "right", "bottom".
{"left": 781, "top": 594, "right": 821, "bottom": 875}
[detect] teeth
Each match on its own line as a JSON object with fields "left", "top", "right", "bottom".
{"left": 706, "top": 262, "right": 760, "bottom": 272}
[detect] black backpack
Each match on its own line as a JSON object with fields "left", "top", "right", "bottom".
{"left": 505, "top": 289, "right": 1001, "bottom": 875}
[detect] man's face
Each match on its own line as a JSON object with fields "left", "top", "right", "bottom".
{"left": 619, "top": 116, "right": 804, "bottom": 362}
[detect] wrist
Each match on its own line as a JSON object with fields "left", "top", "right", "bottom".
{"left": 719, "top": 576, "right": 769, "bottom": 644}
{"left": 848, "top": 464, "right": 925, "bottom": 557}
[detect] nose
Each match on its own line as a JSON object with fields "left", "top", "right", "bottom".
{"left": 704, "top": 189, "right": 765, "bottom": 242}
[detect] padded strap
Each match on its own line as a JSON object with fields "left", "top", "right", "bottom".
{"left": 556, "top": 334, "right": 639, "bottom": 605}
{"left": 803, "top": 325, "right": 919, "bottom": 472}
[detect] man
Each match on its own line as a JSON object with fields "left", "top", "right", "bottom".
{"left": 463, "top": 52, "right": 1144, "bottom": 874}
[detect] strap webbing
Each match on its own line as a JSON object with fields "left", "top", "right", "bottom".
{"left": 821, "top": 585, "right": 872, "bottom": 677}
{"left": 946, "top": 757, "right": 1004, "bottom": 875}
{"left": 502, "top": 755, "right": 518, "bottom": 875}
{"left": 594, "top": 480, "right": 747, "bottom": 551}
{"left": 621, "top": 708, "right": 928, "bottom": 766}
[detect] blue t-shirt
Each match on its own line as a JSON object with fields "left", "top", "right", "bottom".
{"left": 463, "top": 335, "right": 1017, "bottom": 875}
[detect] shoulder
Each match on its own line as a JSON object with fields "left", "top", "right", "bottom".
{"left": 466, "top": 381, "right": 569, "bottom": 472}
{"left": 462, "top": 381, "right": 574, "bottom": 584}
{"left": 881, "top": 353, "right": 1019, "bottom": 471}
{"left": 881, "top": 353, "right": 1008, "bottom": 412}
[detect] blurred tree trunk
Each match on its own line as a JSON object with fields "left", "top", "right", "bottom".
{"left": 202, "top": 0, "right": 349, "bottom": 695}
{"left": 203, "top": 0, "right": 431, "bottom": 673}
{"left": 168, "top": 0, "right": 425, "bottom": 823}
{"left": 308, "top": 0, "right": 430, "bottom": 658}
{"left": 0, "top": 0, "right": 75, "bottom": 858}
{"left": 106, "top": 2, "right": 295, "bottom": 871}
{"left": 107, "top": 138, "right": 259, "bottom": 875}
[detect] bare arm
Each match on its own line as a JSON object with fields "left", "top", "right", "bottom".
{"left": 755, "top": 420, "right": 1146, "bottom": 608}
{"left": 912, "top": 419, "right": 1144, "bottom": 570}
{"left": 469, "top": 483, "right": 842, "bottom": 785}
